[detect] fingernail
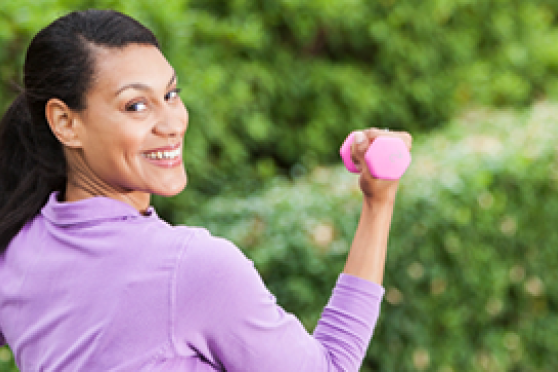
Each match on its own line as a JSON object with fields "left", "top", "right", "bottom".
{"left": 354, "top": 131, "right": 366, "bottom": 144}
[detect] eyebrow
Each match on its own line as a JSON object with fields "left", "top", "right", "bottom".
{"left": 115, "top": 71, "right": 177, "bottom": 96}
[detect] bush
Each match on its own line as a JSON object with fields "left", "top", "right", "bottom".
{"left": 4, "top": 0, "right": 558, "bottom": 205}
{"left": 179, "top": 101, "right": 558, "bottom": 371}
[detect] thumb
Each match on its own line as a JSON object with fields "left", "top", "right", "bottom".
{"left": 351, "top": 131, "right": 370, "bottom": 173}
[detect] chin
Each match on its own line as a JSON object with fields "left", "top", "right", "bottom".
{"left": 154, "top": 175, "right": 188, "bottom": 197}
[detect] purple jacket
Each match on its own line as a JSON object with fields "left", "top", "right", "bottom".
{"left": 0, "top": 193, "right": 384, "bottom": 371}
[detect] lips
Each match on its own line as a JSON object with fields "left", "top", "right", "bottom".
{"left": 141, "top": 143, "right": 183, "bottom": 168}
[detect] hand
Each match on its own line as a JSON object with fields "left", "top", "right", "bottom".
{"left": 350, "top": 128, "right": 413, "bottom": 203}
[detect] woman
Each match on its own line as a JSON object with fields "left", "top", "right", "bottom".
{"left": 0, "top": 9, "right": 411, "bottom": 372}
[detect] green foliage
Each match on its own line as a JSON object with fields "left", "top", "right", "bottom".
{"left": 181, "top": 102, "right": 558, "bottom": 371}
{"left": 4, "top": 0, "right": 558, "bottom": 203}
{"left": 0, "top": 348, "right": 16, "bottom": 372}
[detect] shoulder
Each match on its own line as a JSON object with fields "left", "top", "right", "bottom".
{"left": 110, "top": 215, "right": 205, "bottom": 255}
{"left": 174, "top": 228, "right": 267, "bottom": 302}
{"left": 178, "top": 228, "right": 252, "bottom": 275}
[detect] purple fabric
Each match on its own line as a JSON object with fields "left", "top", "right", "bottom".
{"left": 0, "top": 193, "right": 384, "bottom": 371}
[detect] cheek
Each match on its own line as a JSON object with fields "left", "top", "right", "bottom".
{"left": 78, "top": 102, "right": 151, "bottom": 175}
{"left": 118, "top": 131, "right": 151, "bottom": 168}
{"left": 84, "top": 125, "right": 145, "bottom": 167}
{"left": 119, "top": 128, "right": 145, "bottom": 151}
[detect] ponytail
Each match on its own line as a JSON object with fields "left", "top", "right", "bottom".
{"left": 0, "top": 93, "right": 66, "bottom": 252}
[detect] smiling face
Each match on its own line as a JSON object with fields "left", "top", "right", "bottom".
{"left": 61, "top": 44, "right": 188, "bottom": 211}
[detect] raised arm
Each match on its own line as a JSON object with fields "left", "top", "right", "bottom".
{"left": 173, "top": 129, "right": 412, "bottom": 371}
{"left": 343, "top": 128, "right": 412, "bottom": 285}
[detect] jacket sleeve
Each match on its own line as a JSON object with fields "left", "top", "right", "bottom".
{"left": 172, "top": 230, "right": 384, "bottom": 372}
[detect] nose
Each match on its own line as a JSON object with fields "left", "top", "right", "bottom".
{"left": 154, "top": 102, "right": 188, "bottom": 138}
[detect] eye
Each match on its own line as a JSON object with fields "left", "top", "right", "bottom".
{"left": 125, "top": 101, "right": 148, "bottom": 112}
{"left": 165, "top": 88, "right": 182, "bottom": 101}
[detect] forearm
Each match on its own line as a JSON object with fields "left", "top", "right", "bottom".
{"left": 343, "top": 198, "right": 395, "bottom": 285}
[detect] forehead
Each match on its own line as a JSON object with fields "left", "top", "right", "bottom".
{"left": 89, "top": 44, "right": 172, "bottom": 93}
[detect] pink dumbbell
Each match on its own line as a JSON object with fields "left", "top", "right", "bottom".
{"left": 340, "top": 132, "right": 411, "bottom": 180}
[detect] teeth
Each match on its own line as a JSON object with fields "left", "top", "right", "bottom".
{"left": 143, "top": 147, "right": 181, "bottom": 160}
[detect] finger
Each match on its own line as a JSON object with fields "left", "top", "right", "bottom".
{"left": 365, "top": 128, "right": 413, "bottom": 151}
{"left": 350, "top": 131, "right": 370, "bottom": 173}
{"left": 402, "top": 132, "right": 413, "bottom": 150}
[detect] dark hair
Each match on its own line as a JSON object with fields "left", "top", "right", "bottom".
{"left": 0, "top": 10, "right": 160, "bottom": 251}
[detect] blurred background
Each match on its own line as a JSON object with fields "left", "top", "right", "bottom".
{"left": 1, "top": 0, "right": 557, "bottom": 370}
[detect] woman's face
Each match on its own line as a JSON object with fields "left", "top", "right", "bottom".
{"left": 70, "top": 44, "right": 188, "bottom": 209}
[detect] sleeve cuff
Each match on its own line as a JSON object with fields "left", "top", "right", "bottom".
{"left": 337, "top": 273, "right": 385, "bottom": 300}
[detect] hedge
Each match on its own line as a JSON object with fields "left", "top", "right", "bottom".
{"left": 3, "top": 0, "right": 558, "bottom": 203}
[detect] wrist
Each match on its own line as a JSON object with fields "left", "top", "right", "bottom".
{"left": 363, "top": 193, "right": 397, "bottom": 210}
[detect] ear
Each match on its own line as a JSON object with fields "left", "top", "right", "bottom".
{"left": 45, "top": 98, "right": 83, "bottom": 148}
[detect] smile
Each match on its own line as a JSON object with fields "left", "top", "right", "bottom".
{"left": 142, "top": 147, "right": 181, "bottom": 160}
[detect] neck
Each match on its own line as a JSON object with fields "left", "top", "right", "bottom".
{"left": 64, "top": 154, "right": 151, "bottom": 214}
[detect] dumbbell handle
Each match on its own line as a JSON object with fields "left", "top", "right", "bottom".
{"left": 340, "top": 132, "right": 411, "bottom": 180}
